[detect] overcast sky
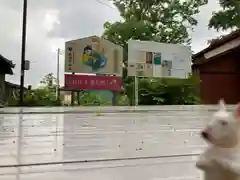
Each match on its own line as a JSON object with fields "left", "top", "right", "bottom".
{"left": 0, "top": 0, "right": 228, "bottom": 87}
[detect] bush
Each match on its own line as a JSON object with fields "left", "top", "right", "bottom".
{"left": 115, "top": 94, "right": 129, "bottom": 106}
{"left": 8, "top": 74, "right": 200, "bottom": 106}
{"left": 125, "top": 75, "right": 200, "bottom": 105}
{"left": 8, "top": 88, "right": 61, "bottom": 106}
{"left": 77, "top": 91, "right": 112, "bottom": 106}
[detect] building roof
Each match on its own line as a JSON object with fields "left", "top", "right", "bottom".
{"left": 5, "top": 81, "right": 27, "bottom": 90}
{"left": 192, "top": 29, "right": 240, "bottom": 60}
{"left": 0, "top": 54, "right": 15, "bottom": 67}
{"left": 0, "top": 54, "right": 15, "bottom": 75}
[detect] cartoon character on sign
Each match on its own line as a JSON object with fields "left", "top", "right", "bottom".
{"left": 81, "top": 45, "right": 107, "bottom": 72}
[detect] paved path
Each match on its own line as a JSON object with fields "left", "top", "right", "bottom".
{"left": 0, "top": 105, "right": 232, "bottom": 180}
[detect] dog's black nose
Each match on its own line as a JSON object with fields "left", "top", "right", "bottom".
{"left": 201, "top": 131, "right": 208, "bottom": 139}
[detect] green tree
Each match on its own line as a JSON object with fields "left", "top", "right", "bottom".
{"left": 103, "top": 0, "right": 208, "bottom": 64}
{"left": 102, "top": 0, "right": 205, "bottom": 105}
{"left": 8, "top": 73, "right": 60, "bottom": 106}
{"left": 40, "top": 73, "right": 57, "bottom": 89}
{"left": 209, "top": 0, "right": 240, "bottom": 31}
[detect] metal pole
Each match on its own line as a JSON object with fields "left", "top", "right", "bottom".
{"left": 134, "top": 74, "right": 138, "bottom": 106}
{"left": 71, "top": 72, "right": 75, "bottom": 106}
{"left": 56, "top": 48, "right": 60, "bottom": 101}
{"left": 19, "top": 0, "right": 28, "bottom": 105}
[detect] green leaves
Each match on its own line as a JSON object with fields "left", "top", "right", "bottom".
{"left": 8, "top": 87, "right": 61, "bottom": 106}
{"left": 102, "top": 0, "right": 205, "bottom": 105}
{"left": 124, "top": 76, "right": 201, "bottom": 105}
{"left": 102, "top": 0, "right": 208, "bottom": 79}
{"left": 77, "top": 91, "right": 112, "bottom": 106}
{"left": 40, "top": 73, "right": 57, "bottom": 89}
{"left": 209, "top": 0, "right": 240, "bottom": 31}
{"left": 103, "top": 0, "right": 207, "bottom": 47}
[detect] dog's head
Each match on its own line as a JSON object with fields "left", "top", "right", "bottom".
{"left": 201, "top": 99, "right": 240, "bottom": 148}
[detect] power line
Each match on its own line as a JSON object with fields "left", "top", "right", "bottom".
{"left": 93, "top": 0, "right": 115, "bottom": 9}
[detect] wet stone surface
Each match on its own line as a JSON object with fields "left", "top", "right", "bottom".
{"left": 0, "top": 106, "right": 231, "bottom": 180}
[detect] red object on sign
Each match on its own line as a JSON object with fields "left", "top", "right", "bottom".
{"left": 64, "top": 74, "right": 123, "bottom": 91}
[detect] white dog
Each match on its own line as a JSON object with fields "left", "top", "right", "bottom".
{"left": 196, "top": 99, "right": 240, "bottom": 180}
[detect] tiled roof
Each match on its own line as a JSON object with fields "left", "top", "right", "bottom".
{"left": 5, "top": 81, "right": 27, "bottom": 90}
{"left": 0, "top": 54, "right": 15, "bottom": 68}
{"left": 192, "top": 29, "right": 240, "bottom": 60}
{"left": 0, "top": 54, "right": 15, "bottom": 75}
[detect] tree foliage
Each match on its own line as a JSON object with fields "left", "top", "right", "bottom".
{"left": 103, "top": 0, "right": 208, "bottom": 60}
{"left": 72, "top": 91, "right": 112, "bottom": 106}
{"left": 8, "top": 72, "right": 200, "bottom": 106}
{"left": 102, "top": 0, "right": 203, "bottom": 105}
{"left": 8, "top": 73, "right": 60, "bottom": 106}
{"left": 40, "top": 73, "right": 57, "bottom": 89}
{"left": 209, "top": 0, "right": 240, "bottom": 31}
{"left": 8, "top": 73, "right": 120, "bottom": 106}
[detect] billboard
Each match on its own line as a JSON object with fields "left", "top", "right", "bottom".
{"left": 65, "top": 36, "right": 123, "bottom": 76}
{"left": 64, "top": 74, "right": 123, "bottom": 91}
{"left": 127, "top": 40, "right": 192, "bottom": 78}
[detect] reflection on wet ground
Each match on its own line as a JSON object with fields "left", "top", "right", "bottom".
{"left": 0, "top": 106, "right": 234, "bottom": 180}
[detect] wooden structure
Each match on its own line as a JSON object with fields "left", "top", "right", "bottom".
{"left": 0, "top": 55, "right": 29, "bottom": 105}
{"left": 192, "top": 29, "right": 240, "bottom": 104}
{"left": 5, "top": 81, "right": 28, "bottom": 103}
{"left": 0, "top": 54, "right": 15, "bottom": 104}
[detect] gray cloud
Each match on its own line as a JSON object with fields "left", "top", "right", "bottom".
{"left": 0, "top": 0, "right": 229, "bottom": 87}
{"left": 48, "top": 0, "right": 120, "bottom": 39}
{"left": 0, "top": 0, "right": 62, "bottom": 87}
{"left": 49, "top": 0, "right": 227, "bottom": 52}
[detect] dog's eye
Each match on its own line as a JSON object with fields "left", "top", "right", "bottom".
{"left": 220, "top": 120, "right": 228, "bottom": 126}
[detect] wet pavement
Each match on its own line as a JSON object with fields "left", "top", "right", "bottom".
{"left": 0, "top": 105, "right": 235, "bottom": 180}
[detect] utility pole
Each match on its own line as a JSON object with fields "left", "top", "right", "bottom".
{"left": 56, "top": 48, "right": 60, "bottom": 101}
{"left": 19, "top": 0, "right": 28, "bottom": 105}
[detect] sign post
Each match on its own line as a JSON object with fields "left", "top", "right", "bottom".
{"left": 64, "top": 36, "right": 123, "bottom": 106}
{"left": 56, "top": 48, "right": 60, "bottom": 101}
{"left": 127, "top": 40, "right": 192, "bottom": 106}
{"left": 134, "top": 69, "right": 138, "bottom": 106}
{"left": 71, "top": 72, "right": 75, "bottom": 106}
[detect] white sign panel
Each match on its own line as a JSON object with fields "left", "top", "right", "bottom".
{"left": 152, "top": 65, "right": 162, "bottom": 77}
{"left": 127, "top": 40, "right": 192, "bottom": 78}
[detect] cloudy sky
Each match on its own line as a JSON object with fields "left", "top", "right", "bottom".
{"left": 0, "top": 0, "right": 228, "bottom": 87}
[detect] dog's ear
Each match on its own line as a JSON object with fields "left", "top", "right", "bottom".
{"left": 235, "top": 103, "right": 240, "bottom": 120}
{"left": 218, "top": 99, "right": 226, "bottom": 111}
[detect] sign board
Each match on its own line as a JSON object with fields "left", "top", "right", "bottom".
{"left": 65, "top": 36, "right": 123, "bottom": 76}
{"left": 127, "top": 40, "right": 192, "bottom": 78}
{"left": 64, "top": 74, "right": 123, "bottom": 91}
